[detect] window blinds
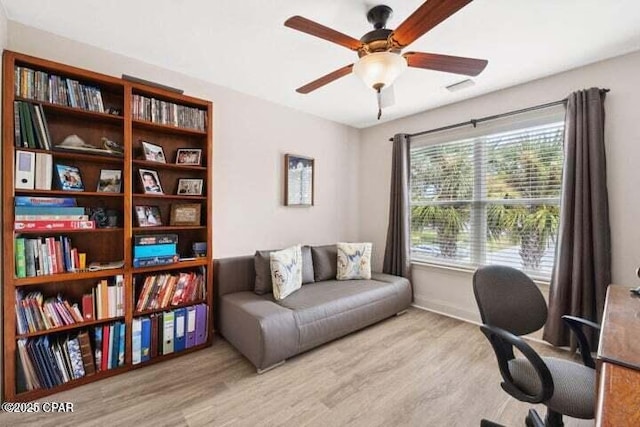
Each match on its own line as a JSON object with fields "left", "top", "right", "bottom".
{"left": 410, "top": 120, "right": 565, "bottom": 280}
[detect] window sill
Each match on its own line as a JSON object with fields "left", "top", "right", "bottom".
{"left": 410, "top": 260, "right": 550, "bottom": 288}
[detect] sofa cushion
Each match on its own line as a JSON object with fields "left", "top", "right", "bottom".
{"left": 337, "top": 242, "right": 372, "bottom": 280}
{"left": 270, "top": 245, "right": 302, "bottom": 300}
{"left": 311, "top": 244, "right": 337, "bottom": 281}
{"left": 254, "top": 250, "right": 274, "bottom": 295}
{"left": 277, "top": 274, "right": 412, "bottom": 351}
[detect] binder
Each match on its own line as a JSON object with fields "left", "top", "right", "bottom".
{"left": 141, "top": 317, "right": 151, "bottom": 362}
{"left": 162, "top": 311, "right": 175, "bottom": 355}
{"left": 195, "top": 304, "right": 208, "bottom": 346}
{"left": 132, "top": 318, "right": 142, "bottom": 365}
{"left": 107, "top": 324, "right": 114, "bottom": 370}
{"left": 118, "top": 322, "right": 125, "bottom": 367}
{"left": 186, "top": 306, "right": 196, "bottom": 349}
{"left": 150, "top": 314, "right": 159, "bottom": 358}
{"left": 174, "top": 308, "right": 186, "bottom": 352}
{"left": 15, "top": 150, "right": 35, "bottom": 190}
{"left": 34, "top": 152, "right": 52, "bottom": 190}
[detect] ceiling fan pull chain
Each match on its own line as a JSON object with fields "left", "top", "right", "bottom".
{"left": 377, "top": 86, "right": 382, "bottom": 120}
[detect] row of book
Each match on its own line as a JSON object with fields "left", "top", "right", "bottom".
{"left": 135, "top": 271, "right": 206, "bottom": 312}
{"left": 93, "top": 322, "right": 126, "bottom": 373}
{"left": 132, "top": 304, "right": 208, "bottom": 364}
{"left": 15, "top": 66, "right": 106, "bottom": 112}
{"left": 15, "top": 276, "right": 124, "bottom": 335}
{"left": 16, "top": 330, "right": 96, "bottom": 392}
{"left": 132, "top": 94, "right": 205, "bottom": 131}
{"left": 15, "top": 205, "right": 88, "bottom": 221}
{"left": 133, "top": 234, "right": 179, "bottom": 268}
{"left": 16, "top": 291, "right": 83, "bottom": 335}
{"left": 14, "top": 100, "right": 52, "bottom": 149}
{"left": 15, "top": 236, "right": 86, "bottom": 278}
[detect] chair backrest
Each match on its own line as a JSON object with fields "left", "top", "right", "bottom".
{"left": 473, "top": 265, "right": 548, "bottom": 336}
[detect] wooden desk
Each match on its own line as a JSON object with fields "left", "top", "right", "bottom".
{"left": 595, "top": 285, "right": 640, "bottom": 426}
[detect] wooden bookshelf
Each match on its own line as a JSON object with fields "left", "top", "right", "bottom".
{"left": 2, "top": 50, "right": 214, "bottom": 401}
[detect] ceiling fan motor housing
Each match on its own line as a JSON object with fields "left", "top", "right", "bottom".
{"left": 360, "top": 6, "right": 398, "bottom": 57}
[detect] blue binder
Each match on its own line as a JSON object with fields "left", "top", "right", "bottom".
{"left": 141, "top": 317, "right": 151, "bottom": 362}
{"left": 173, "top": 308, "right": 187, "bottom": 352}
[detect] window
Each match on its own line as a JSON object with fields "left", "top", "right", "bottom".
{"left": 410, "top": 109, "right": 565, "bottom": 280}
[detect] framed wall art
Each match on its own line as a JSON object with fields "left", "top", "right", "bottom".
{"left": 284, "top": 154, "right": 314, "bottom": 206}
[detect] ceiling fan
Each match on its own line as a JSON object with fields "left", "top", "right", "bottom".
{"left": 284, "top": 0, "right": 488, "bottom": 119}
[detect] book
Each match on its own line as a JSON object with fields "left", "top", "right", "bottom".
{"left": 94, "top": 326, "right": 103, "bottom": 372}
{"left": 141, "top": 317, "right": 151, "bottom": 362}
{"left": 15, "top": 196, "right": 77, "bottom": 207}
{"left": 118, "top": 322, "right": 125, "bottom": 367}
{"left": 77, "top": 331, "right": 95, "bottom": 376}
{"left": 133, "top": 255, "right": 179, "bottom": 268}
{"left": 150, "top": 314, "right": 159, "bottom": 358}
{"left": 132, "top": 318, "right": 141, "bottom": 365}
{"left": 134, "top": 234, "right": 178, "bottom": 246}
{"left": 133, "top": 243, "right": 177, "bottom": 258}
{"left": 15, "top": 238, "right": 27, "bottom": 278}
{"left": 101, "top": 325, "right": 110, "bottom": 372}
{"left": 14, "top": 220, "right": 95, "bottom": 231}
{"left": 15, "top": 206, "right": 85, "bottom": 215}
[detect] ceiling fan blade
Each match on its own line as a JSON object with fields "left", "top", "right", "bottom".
{"left": 391, "top": 0, "right": 472, "bottom": 48}
{"left": 404, "top": 52, "right": 488, "bottom": 76}
{"left": 284, "top": 16, "right": 362, "bottom": 51}
{"left": 296, "top": 64, "right": 354, "bottom": 94}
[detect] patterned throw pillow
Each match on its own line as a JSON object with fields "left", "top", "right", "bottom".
{"left": 337, "top": 242, "right": 372, "bottom": 280}
{"left": 270, "top": 245, "right": 302, "bottom": 300}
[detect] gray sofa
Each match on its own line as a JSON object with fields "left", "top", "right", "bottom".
{"left": 214, "top": 245, "right": 412, "bottom": 372}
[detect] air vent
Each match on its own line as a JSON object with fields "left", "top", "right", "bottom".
{"left": 446, "top": 79, "right": 475, "bottom": 92}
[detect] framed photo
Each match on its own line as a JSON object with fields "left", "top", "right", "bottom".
{"left": 134, "top": 205, "right": 162, "bottom": 227}
{"left": 55, "top": 164, "right": 84, "bottom": 191}
{"left": 170, "top": 204, "right": 201, "bottom": 226}
{"left": 176, "top": 148, "right": 202, "bottom": 166}
{"left": 141, "top": 140, "right": 166, "bottom": 163}
{"left": 97, "top": 169, "right": 122, "bottom": 193}
{"left": 176, "top": 178, "right": 203, "bottom": 196}
{"left": 284, "top": 154, "right": 314, "bottom": 206}
{"left": 138, "top": 168, "right": 163, "bottom": 194}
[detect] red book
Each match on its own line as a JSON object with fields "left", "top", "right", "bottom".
{"left": 14, "top": 220, "right": 95, "bottom": 231}
{"left": 101, "top": 324, "right": 110, "bottom": 371}
{"left": 82, "top": 294, "right": 94, "bottom": 320}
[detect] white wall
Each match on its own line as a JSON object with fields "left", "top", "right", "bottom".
{"left": 7, "top": 22, "right": 360, "bottom": 258}
{"left": 359, "top": 51, "right": 640, "bottom": 322}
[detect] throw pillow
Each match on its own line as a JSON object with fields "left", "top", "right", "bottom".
{"left": 311, "top": 244, "right": 338, "bottom": 281}
{"left": 337, "top": 242, "right": 372, "bottom": 280}
{"left": 254, "top": 250, "right": 274, "bottom": 295}
{"left": 301, "top": 245, "right": 315, "bottom": 284}
{"left": 270, "top": 245, "right": 302, "bottom": 300}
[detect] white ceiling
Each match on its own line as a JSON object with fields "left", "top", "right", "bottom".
{"left": 2, "top": 0, "right": 640, "bottom": 128}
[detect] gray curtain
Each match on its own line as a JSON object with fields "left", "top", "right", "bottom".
{"left": 543, "top": 88, "right": 610, "bottom": 348}
{"left": 383, "top": 133, "right": 411, "bottom": 278}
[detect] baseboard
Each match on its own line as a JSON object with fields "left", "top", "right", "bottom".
{"left": 412, "top": 296, "right": 479, "bottom": 324}
{"left": 411, "top": 298, "right": 562, "bottom": 349}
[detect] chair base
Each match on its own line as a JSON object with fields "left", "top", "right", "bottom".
{"left": 524, "top": 408, "right": 563, "bottom": 427}
{"left": 525, "top": 409, "right": 544, "bottom": 427}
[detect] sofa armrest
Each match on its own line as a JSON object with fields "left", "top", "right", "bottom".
{"left": 219, "top": 292, "right": 298, "bottom": 370}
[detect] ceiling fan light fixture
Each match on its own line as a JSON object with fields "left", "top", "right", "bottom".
{"left": 353, "top": 52, "right": 407, "bottom": 91}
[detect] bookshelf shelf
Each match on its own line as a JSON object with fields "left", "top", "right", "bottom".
{"left": 131, "top": 258, "right": 209, "bottom": 274}
{"left": 132, "top": 159, "right": 206, "bottom": 171}
{"left": 3, "top": 50, "right": 213, "bottom": 401}
{"left": 132, "top": 118, "right": 207, "bottom": 136}
{"left": 134, "top": 299, "right": 206, "bottom": 317}
{"left": 16, "top": 316, "right": 125, "bottom": 339}
{"left": 14, "top": 269, "right": 126, "bottom": 286}
{"left": 15, "top": 96, "right": 125, "bottom": 124}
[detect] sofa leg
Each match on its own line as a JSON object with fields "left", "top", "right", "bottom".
{"left": 256, "top": 360, "right": 285, "bottom": 374}
{"left": 396, "top": 309, "right": 408, "bottom": 316}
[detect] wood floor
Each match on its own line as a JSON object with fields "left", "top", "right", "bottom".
{"left": 0, "top": 308, "right": 594, "bottom": 427}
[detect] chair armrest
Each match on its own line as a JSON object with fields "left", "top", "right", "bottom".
{"left": 480, "top": 324, "right": 553, "bottom": 403}
{"left": 562, "top": 315, "right": 600, "bottom": 368}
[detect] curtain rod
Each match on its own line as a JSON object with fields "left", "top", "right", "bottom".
{"left": 388, "top": 88, "right": 610, "bottom": 141}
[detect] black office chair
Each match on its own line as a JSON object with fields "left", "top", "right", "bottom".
{"left": 473, "top": 265, "right": 600, "bottom": 427}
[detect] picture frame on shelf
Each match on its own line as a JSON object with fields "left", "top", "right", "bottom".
{"left": 138, "top": 168, "right": 163, "bottom": 194}
{"left": 141, "top": 140, "right": 166, "bottom": 163}
{"left": 134, "top": 205, "right": 162, "bottom": 227}
{"left": 170, "top": 203, "right": 201, "bottom": 226}
{"left": 96, "top": 169, "right": 122, "bottom": 193}
{"left": 55, "top": 163, "right": 84, "bottom": 191}
{"left": 176, "top": 178, "right": 203, "bottom": 196}
{"left": 284, "top": 154, "right": 314, "bottom": 206}
{"left": 176, "top": 148, "right": 202, "bottom": 166}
